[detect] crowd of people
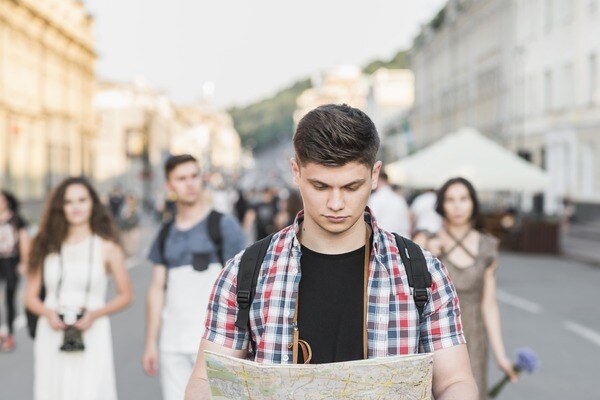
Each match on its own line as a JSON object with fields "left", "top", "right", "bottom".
{"left": 0, "top": 103, "right": 524, "bottom": 400}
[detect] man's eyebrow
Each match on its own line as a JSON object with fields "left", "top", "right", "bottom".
{"left": 307, "top": 178, "right": 366, "bottom": 186}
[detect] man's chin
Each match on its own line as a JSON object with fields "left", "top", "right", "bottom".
{"left": 178, "top": 197, "right": 200, "bottom": 207}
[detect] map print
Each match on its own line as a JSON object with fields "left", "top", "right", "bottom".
{"left": 205, "top": 351, "right": 433, "bottom": 399}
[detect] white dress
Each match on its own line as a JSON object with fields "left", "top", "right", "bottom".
{"left": 34, "top": 235, "right": 117, "bottom": 400}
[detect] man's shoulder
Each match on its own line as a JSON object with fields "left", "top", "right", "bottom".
{"left": 228, "top": 226, "right": 293, "bottom": 267}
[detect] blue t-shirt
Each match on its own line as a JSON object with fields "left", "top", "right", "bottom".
{"left": 147, "top": 211, "right": 247, "bottom": 353}
{"left": 148, "top": 212, "right": 246, "bottom": 269}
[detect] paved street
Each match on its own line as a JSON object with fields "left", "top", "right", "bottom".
{"left": 1, "top": 244, "right": 599, "bottom": 399}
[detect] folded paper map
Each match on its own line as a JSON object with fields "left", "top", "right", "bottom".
{"left": 204, "top": 351, "right": 433, "bottom": 399}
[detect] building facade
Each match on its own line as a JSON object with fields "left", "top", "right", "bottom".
{"left": 409, "top": 0, "right": 600, "bottom": 213}
{"left": 294, "top": 66, "right": 415, "bottom": 163}
{"left": 0, "top": 0, "right": 96, "bottom": 200}
{"left": 93, "top": 79, "right": 185, "bottom": 204}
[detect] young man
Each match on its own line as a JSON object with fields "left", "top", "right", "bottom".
{"left": 185, "top": 105, "right": 478, "bottom": 399}
{"left": 143, "top": 154, "right": 246, "bottom": 400}
{"left": 368, "top": 170, "right": 410, "bottom": 237}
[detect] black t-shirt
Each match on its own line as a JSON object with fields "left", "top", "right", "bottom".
{"left": 297, "top": 244, "right": 365, "bottom": 364}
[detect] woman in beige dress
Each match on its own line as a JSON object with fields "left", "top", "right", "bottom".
{"left": 25, "top": 177, "right": 132, "bottom": 400}
{"left": 414, "top": 177, "right": 517, "bottom": 399}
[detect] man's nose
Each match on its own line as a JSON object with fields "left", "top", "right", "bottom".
{"left": 327, "top": 189, "right": 344, "bottom": 211}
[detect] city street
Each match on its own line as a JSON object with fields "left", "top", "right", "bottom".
{"left": 1, "top": 240, "right": 598, "bottom": 399}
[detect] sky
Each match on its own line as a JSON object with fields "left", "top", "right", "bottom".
{"left": 85, "top": 0, "right": 446, "bottom": 108}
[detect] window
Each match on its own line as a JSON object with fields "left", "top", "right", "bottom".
{"left": 545, "top": 0, "right": 554, "bottom": 32}
{"left": 561, "top": 63, "right": 574, "bottom": 109}
{"left": 581, "top": 142, "right": 596, "bottom": 198}
{"left": 559, "top": 0, "right": 573, "bottom": 23}
{"left": 545, "top": 70, "right": 554, "bottom": 110}
{"left": 590, "top": 54, "right": 598, "bottom": 104}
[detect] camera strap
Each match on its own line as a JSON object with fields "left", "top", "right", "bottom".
{"left": 55, "top": 236, "right": 95, "bottom": 312}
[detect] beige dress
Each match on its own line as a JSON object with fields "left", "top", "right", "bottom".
{"left": 34, "top": 235, "right": 117, "bottom": 400}
{"left": 439, "top": 233, "right": 499, "bottom": 400}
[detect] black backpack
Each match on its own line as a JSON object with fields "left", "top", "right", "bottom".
{"left": 234, "top": 233, "right": 432, "bottom": 333}
{"left": 157, "top": 210, "right": 225, "bottom": 268}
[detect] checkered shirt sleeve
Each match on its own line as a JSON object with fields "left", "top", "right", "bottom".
{"left": 418, "top": 249, "right": 466, "bottom": 352}
{"left": 203, "top": 250, "right": 250, "bottom": 351}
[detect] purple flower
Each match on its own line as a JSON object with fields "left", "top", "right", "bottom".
{"left": 488, "top": 348, "right": 540, "bottom": 398}
{"left": 515, "top": 348, "right": 540, "bottom": 374}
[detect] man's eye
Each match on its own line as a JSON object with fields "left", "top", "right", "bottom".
{"left": 345, "top": 186, "right": 359, "bottom": 191}
{"left": 314, "top": 185, "right": 327, "bottom": 190}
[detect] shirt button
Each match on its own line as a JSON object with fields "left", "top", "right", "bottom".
{"left": 285, "top": 310, "right": 292, "bottom": 318}
{"left": 292, "top": 268, "right": 298, "bottom": 274}
{"left": 379, "top": 316, "right": 385, "bottom": 323}
{"left": 282, "top": 354, "right": 289, "bottom": 362}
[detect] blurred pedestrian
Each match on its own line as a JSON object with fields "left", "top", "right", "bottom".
{"left": 143, "top": 154, "right": 246, "bottom": 400}
{"left": 118, "top": 193, "right": 141, "bottom": 257}
{"left": 426, "top": 177, "right": 517, "bottom": 399}
{"left": 108, "top": 185, "right": 124, "bottom": 218}
{"left": 243, "top": 186, "right": 279, "bottom": 240}
{"left": 24, "top": 177, "right": 132, "bottom": 400}
{"left": 560, "top": 196, "right": 576, "bottom": 233}
{"left": 410, "top": 188, "right": 442, "bottom": 238}
{"left": 0, "top": 189, "right": 30, "bottom": 352}
{"left": 185, "top": 104, "right": 477, "bottom": 399}
{"left": 368, "top": 170, "right": 410, "bottom": 237}
{"left": 274, "top": 189, "right": 303, "bottom": 230}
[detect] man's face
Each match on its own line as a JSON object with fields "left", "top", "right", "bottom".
{"left": 291, "top": 159, "right": 381, "bottom": 235}
{"left": 166, "top": 161, "right": 202, "bottom": 206}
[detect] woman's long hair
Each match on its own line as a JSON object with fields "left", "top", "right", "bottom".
{"left": 29, "top": 177, "right": 120, "bottom": 274}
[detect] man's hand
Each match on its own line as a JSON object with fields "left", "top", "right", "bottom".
{"left": 185, "top": 339, "right": 247, "bottom": 400}
{"left": 143, "top": 343, "right": 159, "bottom": 376}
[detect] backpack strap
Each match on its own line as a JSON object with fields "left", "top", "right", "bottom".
{"left": 207, "top": 210, "right": 224, "bottom": 266}
{"left": 394, "top": 233, "right": 432, "bottom": 320}
{"left": 235, "top": 233, "right": 274, "bottom": 331}
{"left": 158, "top": 219, "right": 174, "bottom": 267}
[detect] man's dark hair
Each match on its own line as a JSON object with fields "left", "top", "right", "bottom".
{"left": 293, "top": 104, "right": 380, "bottom": 167}
{"left": 164, "top": 154, "right": 198, "bottom": 178}
{"left": 435, "top": 177, "right": 480, "bottom": 223}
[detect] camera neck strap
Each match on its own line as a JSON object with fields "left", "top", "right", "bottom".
{"left": 55, "top": 235, "right": 95, "bottom": 311}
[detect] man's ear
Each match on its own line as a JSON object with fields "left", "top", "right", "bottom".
{"left": 290, "top": 158, "right": 301, "bottom": 186}
{"left": 371, "top": 161, "right": 382, "bottom": 190}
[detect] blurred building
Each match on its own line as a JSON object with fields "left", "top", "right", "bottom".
{"left": 367, "top": 68, "right": 415, "bottom": 163}
{"left": 93, "top": 79, "right": 185, "bottom": 203}
{"left": 174, "top": 103, "right": 243, "bottom": 174}
{"left": 409, "top": 0, "right": 600, "bottom": 214}
{"left": 0, "top": 0, "right": 96, "bottom": 200}
{"left": 294, "top": 65, "right": 369, "bottom": 125}
{"left": 294, "top": 66, "right": 414, "bottom": 163}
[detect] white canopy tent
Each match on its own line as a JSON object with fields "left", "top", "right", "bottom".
{"left": 386, "top": 128, "right": 550, "bottom": 192}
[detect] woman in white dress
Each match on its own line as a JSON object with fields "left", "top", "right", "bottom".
{"left": 25, "top": 177, "right": 133, "bottom": 400}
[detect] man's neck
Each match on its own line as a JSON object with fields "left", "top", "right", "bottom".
{"left": 299, "top": 217, "right": 369, "bottom": 255}
{"left": 175, "top": 200, "right": 211, "bottom": 230}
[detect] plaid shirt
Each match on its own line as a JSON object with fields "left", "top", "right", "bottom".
{"left": 204, "top": 209, "right": 465, "bottom": 364}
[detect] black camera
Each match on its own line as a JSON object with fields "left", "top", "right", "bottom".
{"left": 59, "top": 310, "right": 85, "bottom": 352}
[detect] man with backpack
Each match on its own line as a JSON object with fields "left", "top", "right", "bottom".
{"left": 143, "top": 154, "right": 246, "bottom": 400}
{"left": 185, "top": 104, "right": 478, "bottom": 400}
